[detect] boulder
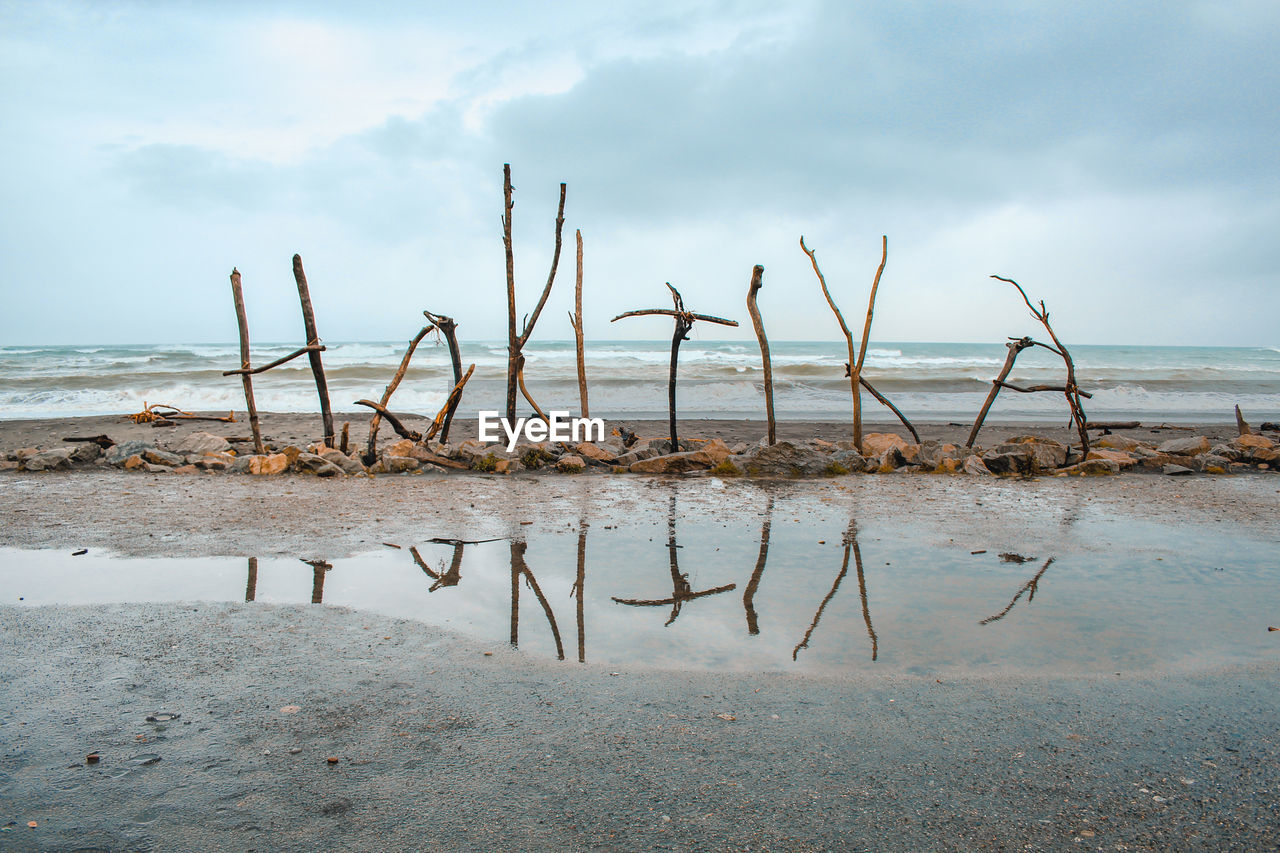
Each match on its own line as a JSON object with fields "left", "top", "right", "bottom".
{"left": 195, "top": 454, "right": 232, "bottom": 471}
{"left": 830, "top": 449, "right": 866, "bottom": 473}
{"left": 280, "top": 445, "right": 304, "bottom": 466}
{"left": 1163, "top": 464, "right": 1195, "bottom": 476}
{"left": 21, "top": 447, "right": 74, "bottom": 471}
{"left": 962, "top": 455, "right": 993, "bottom": 476}
{"left": 574, "top": 442, "right": 615, "bottom": 463}
{"left": 998, "top": 437, "right": 1069, "bottom": 469}
{"left": 556, "top": 455, "right": 587, "bottom": 473}
{"left": 493, "top": 458, "right": 524, "bottom": 475}
{"left": 172, "top": 431, "right": 231, "bottom": 455}
{"left": 1085, "top": 449, "right": 1137, "bottom": 469}
{"left": 738, "top": 441, "right": 834, "bottom": 477}
{"left": 1233, "top": 433, "right": 1275, "bottom": 451}
{"left": 1096, "top": 434, "right": 1145, "bottom": 452}
{"left": 9, "top": 447, "right": 39, "bottom": 462}
{"left": 248, "top": 454, "right": 290, "bottom": 475}
{"left": 1201, "top": 455, "right": 1231, "bottom": 474}
{"left": 861, "top": 433, "right": 909, "bottom": 456}
{"left": 874, "top": 447, "right": 909, "bottom": 473}
{"left": 1157, "top": 436, "right": 1211, "bottom": 456}
{"left": 318, "top": 450, "right": 366, "bottom": 475}
{"left": 917, "top": 442, "right": 966, "bottom": 470}
{"left": 142, "top": 448, "right": 184, "bottom": 467}
{"left": 983, "top": 448, "right": 1034, "bottom": 476}
{"left": 1209, "top": 444, "right": 1242, "bottom": 461}
{"left": 383, "top": 456, "right": 420, "bottom": 474}
{"left": 454, "top": 438, "right": 510, "bottom": 464}
{"left": 172, "top": 464, "right": 200, "bottom": 474}
{"left": 614, "top": 447, "right": 659, "bottom": 467}
{"left": 123, "top": 455, "right": 147, "bottom": 471}
{"left": 295, "top": 453, "right": 343, "bottom": 477}
{"left": 629, "top": 452, "right": 714, "bottom": 474}
{"left": 385, "top": 439, "right": 416, "bottom": 458}
{"left": 68, "top": 443, "right": 103, "bottom": 464}
{"left": 1058, "top": 459, "right": 1120, "bottom": 476}
{"left": 105, "top": 440, "right": 154, "bottom": 467}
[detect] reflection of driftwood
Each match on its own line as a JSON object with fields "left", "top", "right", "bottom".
{"left": 570, "top": 519, "right": 588, "bottom": 663}
{"left": 245, "top": 557, "right": 258, "bottom": 602}
{"left": 611, "top": 283, "right": 738, "bottom": 449}
{"left": 801, "top": 237, "right": 909, "bottom": 451}
{"left": 410, "top": 543, "right": 465, "bottom": 592}
{"left": 301, "top": 558, "right": 332, "bottom": 604}
{"left": 503, "top": 165, "right": 567, "bottom": 423}
{"left": 793, "top": 520, "right": 877, "bottom": 661}
{"left": 228, "top": 269, "right": 264, "bottom": 455}
{"left": 422, "top": 311, "right": 463, "bottom": 443}
{"left": 612, "top": 493, "right": 736, "bottom": 626}
{"left": 568, "top": 229, "right": 590, "bottom": 418}
{"left": 364, "top": 325, "right": 435, "bottom": 465}
{"left": 509, "top": 540, "right": 565, "bottom": 660}
{"left": 742, "top": 494, "right": 775, "bottom": 634}
{"left": 292, "top": 255, "right": 335, "bottom": 447}
{"left": 980, "top": 557, "right": 1055, "bottom": 625}
{"left": 745, "top": 265, "right": 775, "bottom": 445}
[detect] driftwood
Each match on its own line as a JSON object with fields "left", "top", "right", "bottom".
{"left": 1235, "top": 404, "right": 1252, "bottom": 436}
{"left": 611, "top": 283, "right": 738, "bottom": 450}
{"left": 228, "top": 268, "right": 264, "bottom": 454}
{"left": 801, "top": 237, "right": 908, "bottom": 452}
{"left": 980, "top": 557, "right": 1055, "bottom": 625}
{"left": 793, "top": 520, "right": 877, "bottom": 661}
{"left": 292, "top": 254, "right": 335, "bottom": 447}
{"left": 62, "top": 435, "right": 115, "bottom": 449}
{"left": 424, "top": 364, "right": 476, "bottom": 443}
{"left": 503, "top": 164, "right": 567, "bottom": 423}
{"left": 509, "top": 540, "right": 565, "bottom": 660}
{"left": 339, "top": 423, "right": 349, "bottom": 454}
{"left": 422, "top": 311, "right": 463, "bottom": 443}
{"left": 567, "top": 229, "right": 589, "bottom": 418}
{"left": 222, "top": 344, "right": 325, "bottom": 376}
{"left": 515, "top": 354, "right": 548, "bottom": 423}
{"left": 354, "top": 363, "right": 474, "bottom": 455}
{"left": 1086, "top": 421, "right": 1140, "bottom": 432}
{"left": 745, "top": 265, "right": 775, "bottom": 445}
{"left": 363, "top": 325, "right": 435, "bottom": 465}
{"left": 353, "top": 400, "right": 420, "bottom": 442}
{"left": 742, "top": 494, "right": 774, "bottom": 635}
{"left": 129, "top": 402, "right": 235, "bottom": 425}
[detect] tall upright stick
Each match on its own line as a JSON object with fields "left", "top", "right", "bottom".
{"left": 292, "top": 254, "right": 334, "bottom": 447}
{"left": 801, "top": 237, "right": 859, "bottom": 451}
{"left": 967, "top": 337, "right": 1033, "bottom": 448}
{"left": 423, "top": 311, "right": 462, "bottom": 443}
{"left": 849, "top": 236, "right": 888, "bottom": 453}
{"left": 570, "top": 229, "right": 589, "bottom": 418}
{"left": 502, "top": 164, "right": 567, "bottom": 423}
{"left": 745, "top": 264, "right": 774, "bottom": 445}
{"left": 229, "top": 268, "right": 264, "bottom": 455}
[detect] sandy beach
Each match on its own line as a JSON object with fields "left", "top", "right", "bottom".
{"left": 3, "top": 413, "right": 1279, "bottom": 850}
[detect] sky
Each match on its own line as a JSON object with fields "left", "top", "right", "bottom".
{"left": 1, "top": 0, "right": 1277, "bottom": 347}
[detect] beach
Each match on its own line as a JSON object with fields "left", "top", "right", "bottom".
{"left": 3, "top": 414, "right": 1280, "bottom": 849}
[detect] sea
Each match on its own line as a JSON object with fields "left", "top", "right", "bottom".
{"left": 0, "top": 340, "right": 1277, "bottom": 424}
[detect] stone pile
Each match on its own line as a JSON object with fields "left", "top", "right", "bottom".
{"left": 3, "top": 429, "right": 1277, "bottom": 479}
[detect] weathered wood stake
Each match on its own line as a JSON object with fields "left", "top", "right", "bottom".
{"left": 568, "top": 228, "right": 589, "bottom": 418}
{"left": 291, "top": 254, "right": 335, "bottom": 447}
{"left": 364, "top": 325, "right": 435, "bottom": 464}
{"left": 229, "top": 268, "right": 264, "bottom": 455}
{"left": 422, "top": 311, "right": 462, "bottom": 443}
{"left": 745, "top": 265, "right": 775, "bottom": 445}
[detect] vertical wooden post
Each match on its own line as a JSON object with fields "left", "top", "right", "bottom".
{"left": 291, "top": 254, "right": 335, "bottom": 447}
{"left": 229, "top": 268, "right": 264, "bottom": 455}
{"left": 572, "top": 229, "right": 589, "bottom": 418}
{"left": 667, "top": 313, "right": 691, "bottom": 451}
{"left": 745, "top": 264, "right": 774, "bottom": 445}
{"left": 503, "top": 165, "right": 518, "bottom": 423}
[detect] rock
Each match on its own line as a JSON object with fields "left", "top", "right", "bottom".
{"left": 123, "top": 454, "right": 147, "bottom": 471}
{"left": 21, "top": 447, "right": 75, "bottom": 471}
{"left": 1201, "top": 456, "right": 1231, "bottom": 474}
{"left": 248, "top": 454, "right": 290, "bottom": 475}
{"left": 383, "top": 456, "right": 420, "bottom": 474}
{"left": 318, "top": 450, "right": 366, "bottom": 475}
{"left": 10, "top": 447, "right": 40, "bottom": 462}
{"left": 874, "top": 447, "right": 908, "bottom": 473}
{"left": 68, "top": 443, "right": 103, "bottom": 463}
{"left": 1209, "top": 444, "right": 1242, "bottom": 461}
{"left": 613, "top": 447, "right": 658, "bottom": 467}
{"left": 861, "top": 433, "right": 909, "bottom": 456}
{"left": 228, "top": 455, "right": 253, "bottom": 473}
{"left": 573, "top": 442, "right": 614, "bottom": 463}
{"left": 0, "top": 460, "right": 18, "bottom": 471}
{"left": 195, "top": 452, "right": 236, "bottom": 471}
{"left": 280, "top": 445, "right": 304, "bottom": 466}
{"left": 998, "top": 437, "right": 1068, "bottom": 469}
{"left": 1163, "top": 464, "right": 1195, "bottom": 476}
{"left": 105, "top": 440, "right": 154, "bottom": 466}
{"left": 1085, "top": 449, "right": 1137, "bottom": 469}
{"left": 1232, "top": 433, "right": 1275, "bottom": 451}
{"left": 492, "top": 458, "right": 524, "bottom": 474}
{"left": 1060, "top": 458, "right": 1120, "bottom": 476}
{"left": 171, "top": 431, "right": 231, "bottom": 455}
{"left": 630, "top": 452, "right": 714, "bottom": 474}
{"left": 1096, "top": 434, "right": 1145, "bottom": 452}
{"left": 962, "top": 455, "right": 993, "bottom": 476}
{"left": 556, "top": 455, "right": 587, "bottom": 473}
{"left": 142, "top": 448, "right": 184, "bottom": 467}
{"left": 917, "top": 442, "right": 966, "bottom": 470}
{"left": 454, "top": 439, "right": 509, "bottom": 464}
{"left": 1157, "top": 436, "right": 1211, "bottom": 456}
{"left": 738, "top": 441, "right": 834, "bottom": 477}
{"left": 831, "top": 449, "right": 866, "bottom": 473}
{"left": 1250, "top": 447, "right": 1280, "bottom": 464}
{"left": 143, "top": 462, "right": 171, "bottom": 474}
{"left": 295, "top": 453, "right": 343, "bottom": 477}
{"left": 385, "top": 439, "right": 416, "bottom": 458}
{"left": 983, "top": 449, "right": 1034, "bottom": 476}
{"left": 171, "top": 464, "right": 200, "bottom": 474}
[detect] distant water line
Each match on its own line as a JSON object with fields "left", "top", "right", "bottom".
{"left": 0, "top": 341, "right": 1277, "bottom": 422}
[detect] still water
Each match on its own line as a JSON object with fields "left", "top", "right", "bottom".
{"left": 4, "top": 491, "right": 1277, "bottom": 675}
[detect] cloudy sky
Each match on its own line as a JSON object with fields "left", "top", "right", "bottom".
{"left": 2, "top": 0, "right": 1276, "bottom": 347}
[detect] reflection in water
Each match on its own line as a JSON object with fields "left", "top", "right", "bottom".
{"left": 245, "top": 557, "right": 258, "bottom": 602}
{"left": 410, "top": 543, "right": 464, "bottom": 591}
{"left": 793, "top": 520, "right": 878, "bottom": 661}
{"left": 742, "top": 495, "right": 775, "bottom": 635}
{"left": 980, "top": 557, "right": 1055, "bottom": 625}
{"left": 509, "top": 540, "right": 565, "bottom": 660}
{"left": 611, "top": 493, "right": 736, "bottom": 626}
{"left": 302, "top": 559, "right": 332, "bottom": 604}
{"left": 570, "top": 519, "right": 588, "bottom": 663}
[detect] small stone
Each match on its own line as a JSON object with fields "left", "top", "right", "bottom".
{"left": 1163, "top": 464, "right": 1194, "bottom": 475}
{"left": 556, "top": 455, "right": 587, "bottom": 473}
{"left": 86, "top": 753, "right": 100, "bottom": 764}
{"left": 326, "top": 757, "right": 339, "bottom": 765}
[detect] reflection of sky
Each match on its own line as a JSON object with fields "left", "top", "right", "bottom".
{"left": 5, "top": 505, "right": 1277, "bottom": 676}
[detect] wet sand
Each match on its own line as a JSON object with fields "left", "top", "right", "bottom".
{"left": 2, "top": 416, "right": 1279, "bottom": 849}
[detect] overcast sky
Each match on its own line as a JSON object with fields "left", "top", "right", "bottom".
{"left": 2, "top": 0, "right": 1277, "bottom": 347}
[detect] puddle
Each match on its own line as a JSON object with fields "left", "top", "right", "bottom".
{"left": 3, "top": 490, "right": 1278, "bottom": 675}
